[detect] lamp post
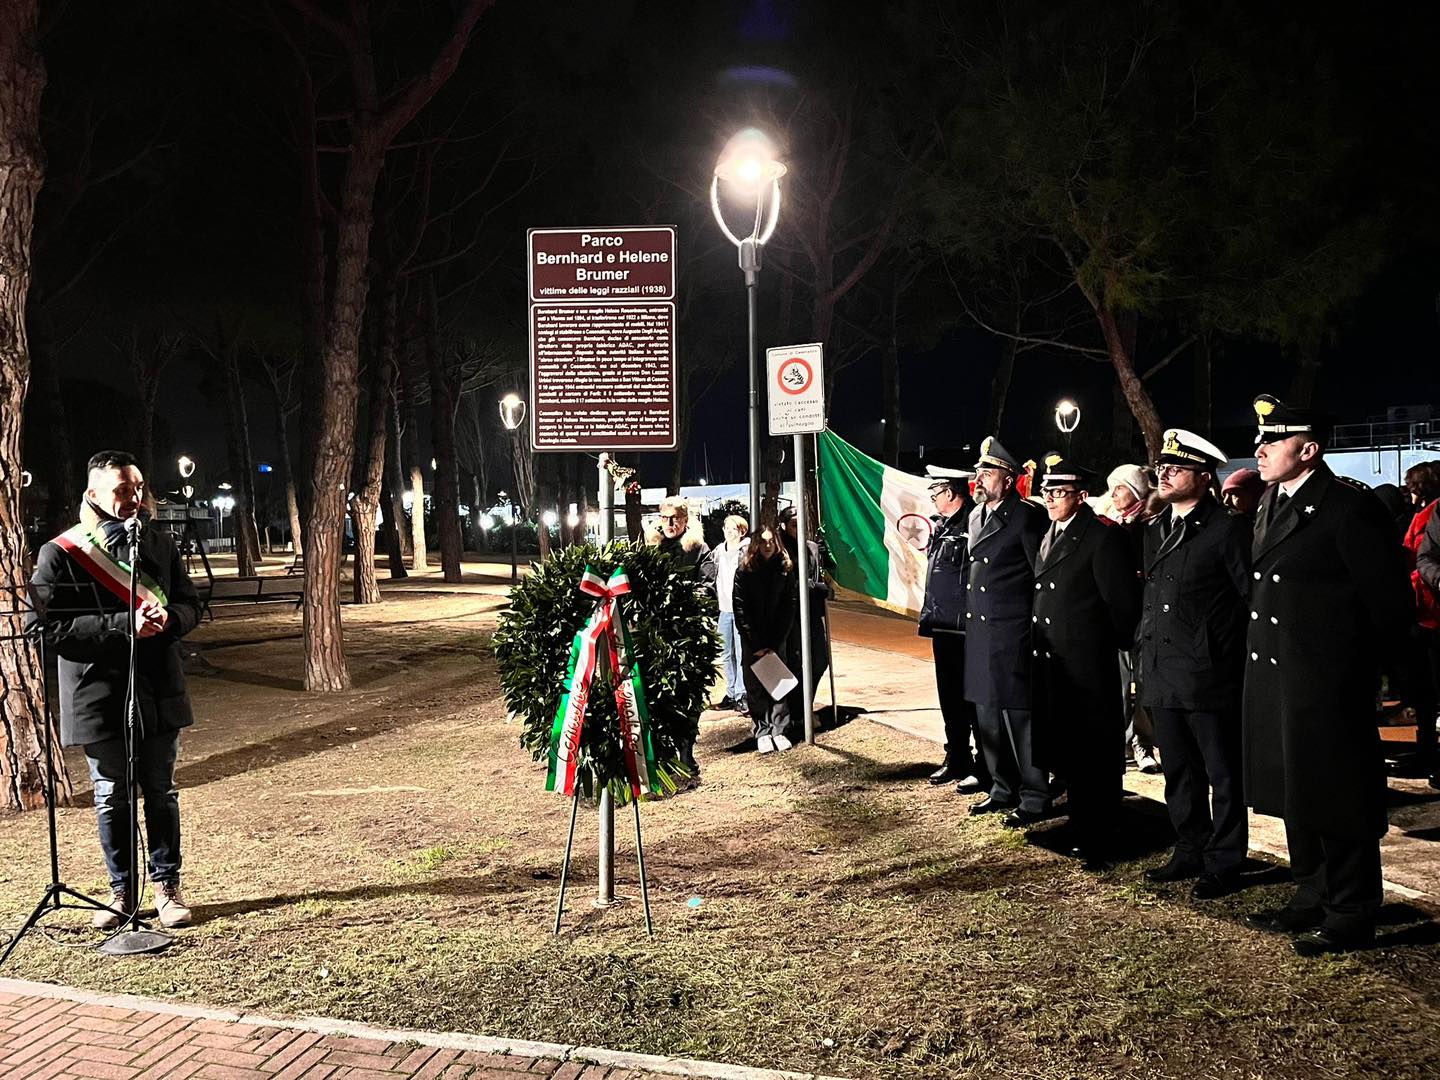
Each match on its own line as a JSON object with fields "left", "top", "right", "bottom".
{"left": 1055, "top": 399, "right": 1081, "bottom": 456}
{"left": 499, "top": 394, "right": 527, "bottom": 585}
{"left": 711, "top": 128, "right": 785, "bottom": 530}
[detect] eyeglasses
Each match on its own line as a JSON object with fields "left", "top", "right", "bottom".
{"left": 659, "top": 514, "right": 682, "bottom": 523}
{"left": 1041, "top": 489, "right": 1079, "bottom": 501}
{"left": 1155, "top": 465, "right": 1197, "bottom": 481}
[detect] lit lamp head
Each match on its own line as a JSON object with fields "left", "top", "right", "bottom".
{"left": 1054, "top": 399, "right": 1081, "bottom": 434}
{"left": 710, "top": 128, "right": 786, "bottom": 248}
{"left": 498, "top": 393, "right": 525, "bottom": 432}
{"left": 177, "top": 455, "right": 196, "bottom": 479}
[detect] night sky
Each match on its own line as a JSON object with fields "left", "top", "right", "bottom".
{"left": 22, "top": 0, "right": 1440, "bottom": 503}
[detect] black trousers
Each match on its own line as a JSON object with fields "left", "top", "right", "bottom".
{"left": 974, "top": 704, "right": 1049, "bottom": 814}
{"left": 1283, "top": 819, "right": 1383, "bottom": 932}
{"left": 1063, "top": 717, "right": 1125, "bottom": 850}
{"left": 932, "top": 634, "right": 987, "bottom": 780}
{"left": 1151, "top": 707, "right": 1247, "bottom": 873}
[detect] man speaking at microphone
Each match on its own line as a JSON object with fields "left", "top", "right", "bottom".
{"left": 29, "top": 450, "right": 201, "bottom": 930}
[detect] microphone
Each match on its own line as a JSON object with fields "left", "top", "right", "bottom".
{"left": 124, "top": 514, "right": 142, "bottom": 547}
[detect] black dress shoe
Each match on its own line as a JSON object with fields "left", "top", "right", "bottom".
{"left": 928, "top": 763, "right": 963, "bottom": 785}
{"left": 968, "top": 796, "right": 1014, "bottom": 816}
{"left": 1245, "top": 906, "right": 1323, "bottom": 934}
{"left": 955, "top": 774, "right": 989, "bottom": 794}
{"left": 1072, "top": 847, "right": 1111, "bottom": 872}
{"left": 1002, "top": 808, "right": 1046, "bottom": 829}
{"left": 1190, "top": 872, "right": 1242, "bottom": 900}
{"left": 1143, "top": 858, "right": 1203, "bottom": 884}
{"left": 1292, "top": 925, "right": 1374, "bottom": 957}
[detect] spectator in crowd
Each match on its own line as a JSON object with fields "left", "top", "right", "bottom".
{"left": 1242, "top": 395, "right": 1412, "bottom": 956}
{"left": 704, "top": 515, "right": 750, "bottom": 714}
{"left": 777, "top": 504, "right": 830, "bottom": 733}
{"left": 1220, "top": 468, "right": 1265, "bottom": 524}
{"left": 1030, "top": 454, "right": 1141, "bottom": 866}
{"left": 1101, "top": 463, "right": 1162, "bottom": 774}
{"left": 919, "top": 465, "right": 989, "bottom": 793}
{"left": 732, "top": 527, "right": 797, "bottom": 753}
{"left": 1402, "top": 461, "right": 1440, "bottom": 786}
{"left": 648, "top": 497, "right": 709, "bottom": 571}
{"left": 962, "top": 436, "right": 1050, "bottom": 821}
{"left": 1138, "top": 430, "right": 1252, "bottom": 899}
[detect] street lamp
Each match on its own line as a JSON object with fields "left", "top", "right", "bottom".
{"left": 1055, "top": 398, "right": 1080, "bottom": 455}
{"left": 711, "top": 128, "right": 785, "bottom": 531}
{"left": 498, "top": 393, "right": 527, "bottom": 584}
{"left": 214, "top": 492, "right": 235, "bottom": 552}
{"left": 177, "top": 455, "right": 196, "bottom": 480}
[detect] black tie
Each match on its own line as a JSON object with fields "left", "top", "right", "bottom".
{"left": 1273, "top": 490, "right": 1290, "bottom": 523}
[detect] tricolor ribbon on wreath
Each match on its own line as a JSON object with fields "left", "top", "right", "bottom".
{"left": 545, "top": 565, "right": 659, "bottom": 799}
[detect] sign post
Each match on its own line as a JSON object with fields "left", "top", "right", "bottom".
{"left": 766, "top": 343, "right": 825, "bottom": 745}
{"left": 527, "top": 227, "right": 677, "bottom": 907}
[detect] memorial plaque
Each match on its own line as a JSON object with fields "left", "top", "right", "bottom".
{"left": 527, "top": 226, "right": 678, "bottom": 451}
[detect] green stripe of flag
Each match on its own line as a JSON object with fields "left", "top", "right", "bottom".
{"left": 818, "top": 429, "right": 891, "bottom": 602}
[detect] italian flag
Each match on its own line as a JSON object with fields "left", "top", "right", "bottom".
{"left": 817, "top": 429, "right": 934, "bottom": 617}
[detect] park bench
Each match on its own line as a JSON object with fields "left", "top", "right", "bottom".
{"left": 196, "top": 573, "right": 305, "bottom": 619}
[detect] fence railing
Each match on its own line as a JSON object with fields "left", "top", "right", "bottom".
{"left": 1330, "top": 419, "right": 1440, "bottom": 450}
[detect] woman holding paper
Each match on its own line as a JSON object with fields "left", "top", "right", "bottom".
{"left": 732, "top": 528, "right": 798, "bottom": 753}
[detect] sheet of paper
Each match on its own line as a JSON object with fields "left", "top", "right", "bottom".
{"left": 750, "top": 651, "right": 798, "bottom": 700}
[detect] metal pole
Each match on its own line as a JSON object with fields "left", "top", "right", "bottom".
{"left": 794, "top": 434, "right": 815, "bottom": 744}
{"left": 596, "top": 454, "right": 616, "bottom": 906}
{"left": 742, "top": 239, "right": 762, "bottom": 531}
{"left": 509, "top": 437, "right": 519, "bottom": 583}
{"left": 633, "top": 797, "right": 654, "bottom": 936}
{"left": 554, "top": 792, "right": 581, "bottom": 933}
{"left": 813, "top": 432, "right": 837, "bottom": 721}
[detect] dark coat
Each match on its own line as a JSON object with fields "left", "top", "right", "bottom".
{"left": 28, "top": 525, "right": 202, "bottom": 748}
{"left": 1137, "top": 494, "right": 1252, "bottom": 712}
{"left": 782, "top": 535, "right": 830, "bottom": 681}
{"left": 1031, "top": 504, "right": 1142, "bottom": 768}
{"left": 919, "top": 507, "right": 971, "bottom": 637}
{"left": 732, "top": 554, "right": 797, "bottom": 658}
{"left": 1242, "top": 463, "right": 1413, "bottom": 836}
{"left": 962, "top": 492, "right": 1048, "bottom": 708}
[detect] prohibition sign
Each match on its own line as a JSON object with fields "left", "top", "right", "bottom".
{"left": 776, "top": 356, "right": 814, "bottom": 396}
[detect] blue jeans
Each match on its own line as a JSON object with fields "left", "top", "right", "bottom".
{"left": 718, "top": 611, "right": 745, "bottom": 703}
{"left": 84, "top": 730, "right": 181, "bottom": 891}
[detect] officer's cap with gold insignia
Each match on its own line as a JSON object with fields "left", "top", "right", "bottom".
{"left": 1253, "top": 394, "right": 1327, "bottom": 446}
{"left": 1157, "top": 428, "right": 1228, "bottom": 470}
{"left": 972, "top": 435, "right": 1023, "bottom": 473}
{"left": 924, "top": 463, "right": 974, "bottom": 491}
{"left": 1038, "top": 451, "right": 1095, "bottom": 490}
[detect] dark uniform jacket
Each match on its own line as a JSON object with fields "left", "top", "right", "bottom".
{"left": 1242, "top": 464, "right": 1413, "bottom": 837}
{"left": 919, "top": 507, "right": 971, "bottom": 637}
{"left": 1137, "top": 494, "right": 1252, "bottom": 712}
{"left": 963, "top": 492, "right": 1048, "bottom": 708}
{"left": 1031, "top": 504, "right": 1142, "bottom": 767}
{"left": 28, "top": 525, "right": 202, "bottom": 748}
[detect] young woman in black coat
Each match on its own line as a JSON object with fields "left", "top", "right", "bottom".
{"left": 732, "top": 528, "right": 797, "bottom": 753}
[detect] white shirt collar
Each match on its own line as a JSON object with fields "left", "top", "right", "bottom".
{"left": 1053, "top": 515, "right": 1076, "bottom": 535}
{"left": 1279, "top": 469, "right": 1316, "bottom": 499}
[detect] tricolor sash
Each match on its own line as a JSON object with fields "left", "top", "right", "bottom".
{"left": 546, "top": 565, "right": 660, "bottom": 800}
{"left": 52, "top": 525, "right": 168, "bottom": 610}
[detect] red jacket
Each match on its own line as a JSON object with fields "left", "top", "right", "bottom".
{"left": 1404, "top": 499, "right": 1439, "bottom": 629}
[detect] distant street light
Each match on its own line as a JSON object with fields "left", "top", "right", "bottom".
{"left": 711, "top": 128, "right": 785, "bottom": 531}
{"left": 177, "top": 455, "right": 196, "bottom": 480}
{"left": 1055, "top": 399, "right": 1081, "bottom": 455}
{"left": 498, "top": 394, "right": 527, "bottom": 586}
{"left": 214, "top": 493, "right": 235, "bottom": 552}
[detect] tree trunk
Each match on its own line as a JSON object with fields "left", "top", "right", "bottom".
{"left": 422, "top": 286, "right": 463, "bottom": 583}
{"left": 468, "top": 472, "right": 482, "bottom": 549}
{"left": 985, "top": 335, "right": 1018, "bottom": 436}
{"left": 0, "top": 0, "right": 68, "bottom": 813}
{"left": 33, "top": 346, "right": 75, "bottom": 536}
{"left": 221, "top": 343, "right": 260, "bottom": 575}
{"left": 669, "top": 361, "right": 689, "bottom": 495}
{"left": 351, "top": 291, "right": 397, "bottom": 604}
{"left": 386, "top": 393, "right": 412, "bottom": 561}
{"left": 1193, "top": 332, "right": 1213, "bottom": 436}
{"left": 881, "top": 286, "right": 901, "bottom": 465}
{"left": 136, "top": 383, "right": 157, "bottom": 485}
{"left": 1096, "top": 305, "right": 1163, "bottom": 461}
{"left": 399, "top": 369, "right": 428, "bottom": 570}
{"left": 1287, "top": 343, "right": 1322, "bottom": 409}
{"left": 274, "top": 402, "right": 301, "bottom": 555}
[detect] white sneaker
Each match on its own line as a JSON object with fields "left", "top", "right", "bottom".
{"left": 155, "top": 881, "right": 193, "bottom": 928}
{"left": 1136, "top": 747, "right": 1162, "bottom": 774}
{"left": 772, "top": 734, "right": 794, "bottom": 751}
{"left": 756, "top": 735, "right": 776, "bottom": 754}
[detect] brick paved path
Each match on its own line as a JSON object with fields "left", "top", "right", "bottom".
{"left": 0, "top": 983, "right": 830, "bottom": 1080}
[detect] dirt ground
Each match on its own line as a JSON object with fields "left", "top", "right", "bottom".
{"left": 2, "top": 583, "right": 1440, "bottom": 1079}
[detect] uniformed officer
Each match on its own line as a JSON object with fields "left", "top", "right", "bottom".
{"left": 1241, "top": 395, "right": 1412, "bottom": 955}
{"left": 962, "top": 436, "right": 1049, "bottom": 819}
{"left": 1030, "top": 454, "right": 1141, "bottom": 863}
{"left": 1137, "top": 430, "right": 1252, "bottom": 898}
{"left": 919, "top": 465, "right": 989, "bottom": 793}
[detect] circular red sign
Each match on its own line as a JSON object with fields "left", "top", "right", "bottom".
{"left": 776, "top": 356, "right": 814, "bottom": 396}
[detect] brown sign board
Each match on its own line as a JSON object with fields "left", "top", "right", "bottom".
{"left": 527, "top": 227, "right": 678, "bottom": 451}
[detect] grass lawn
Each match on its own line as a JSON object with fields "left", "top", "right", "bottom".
{"left": 2, "top": 591, "right": 1438, "bottom": 1079}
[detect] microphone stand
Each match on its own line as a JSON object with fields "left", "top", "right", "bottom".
{"left": 98, "top": 518, "right": 172, "bottom": 956}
